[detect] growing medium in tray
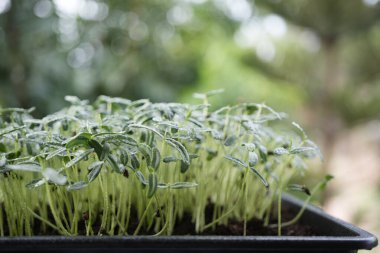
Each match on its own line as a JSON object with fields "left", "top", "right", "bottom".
{"left": 0, "top": 92, "right": 326, "bottom": 236}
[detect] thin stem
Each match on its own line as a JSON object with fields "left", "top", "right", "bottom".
{"left": 133, "top": 197, "right": 154, "bottom": 235}
{"left": 98, "top": 175, "right": 109, "bottom": 235}
{"left": 277, "top": 191, "right": 282, "bottom": 236}
{"left": 203, "top": 169, "right": 248, "bottom": 231}
{"left": 26, "top": 207, "right": 60, "bottom": 233}
{"left": 45, "top": 184, "right": 71, "bottom": 235}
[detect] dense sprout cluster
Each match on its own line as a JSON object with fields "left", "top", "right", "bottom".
{"left": 0, "top": 93, "right": 325, "bottom": 236}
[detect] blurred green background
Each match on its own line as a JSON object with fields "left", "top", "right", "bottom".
{"left": 0, "top": 0, "right": 379, "bottom": 248}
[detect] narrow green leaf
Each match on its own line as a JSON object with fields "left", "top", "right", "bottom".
{"left": 65, "top": 132, "right": 92, "bottom": 149}
{"left": 224, "top": 155, "right": 248, "bottom": 168}
{"left": 5, "top": 163, "right": 41, "bottom": 172}
{"left": 166, "top": 138, "right": 190, "bottom": 165}
{"left": 292, "top": 121, "right": 308, "bottom": 140}
{"left": 107, "top": 154, "right": 121, "bottom": 173}
{"left": 135, "top": 171, "right": 147, "bottom": 185}
{"left": 128, "top": 124, "right": 164, "bottom": 138}
{"left": 100, "top": 143, "right": 110, "bottom": 160}
{"left": 65, "top": 149, "right": 94, "bottom": 168}
{"left": 180, "top": 160, "right": 190, "bottom": 173}
{"left": 138, "top": 143, "right": 152, "bottom": 165}
{"left": 87, "top": 161, "right": 103, "bottom": 182}
{"left": 273, "top": 147, "right": 289, "bottom": 156}
{"left": 169, "top": 182, "right": 198, "bottom": 189}
{"left": 248, "top": 167, "right": 269, "bottom": 188}
{"left": 147, "top": 173, "right": 158, "bottom": 198}
{"left": 287, "top": 184, "right": 311, "bottom": 195}
{"left": 25, "top": 178, "right": 46, "bottom": 189}
{"left": 131, "top": 154, "right": 140, "bottom": 170}
{"left": 257, "top": 144, "right": 267, "bottom": 162}
{"left": 157, "top": 183, "right": 168, "bottom": 189}
{"left": 120, "top": 150, "right": 129, "bottom": 165}
{"left": 46, "top": 147, "right": 66, "bottom": 160}
{"left": 88, "top": 139, "right": 103, "bottom": 159}
{"left": 67, "top": 181, "right": 88, "bottom": 191}
{"left": 290, "top": 147, "right": 317, "bottom": 154}
{"left": 163, "top": 156, "right": 178, "bottom": 163}
{"left": 151, "top": 147, "right": 161, "bottom": 171}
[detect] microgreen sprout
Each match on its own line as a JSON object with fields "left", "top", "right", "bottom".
{"left": 0, "top": 93, "right": 324, "bottom": 236}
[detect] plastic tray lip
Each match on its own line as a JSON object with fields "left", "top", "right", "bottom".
{"left": 0, "top": 195, "right": 377, "bottom": 251}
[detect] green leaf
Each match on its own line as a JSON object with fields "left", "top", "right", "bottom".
{"left": 166, "top": 138, "right": 190, "bottom": 165}
{"left": 25, "top": 178, "right": 46, "bottom": 189}
{"left": 320, "top": 175, "right": 334, "bottom": 190}
{"left": 131, "top": 154, "right": 140, "bottom": 170}
{"left": 87, "top": 161, "right": 103, "bottom": 182}
{"left": 273, "top": 147, "right": 289, "bottom": 156}
{"left": 151, "top": 147, "right": 161, "bottom": 171}
{"left": 135, "top": 171, "right": 147, "bottom": 185}
{"left": 120, "top": 150, "right": 129, "bottom": 165}
{"left": 43, "top": 168, "right": 67, "bottom": 185}
{"left": 138, "top": 143, "right": 152, "bottom": 165}
{"left": 147, "top": 173, "right": 158, "bottom": 198}
{"left": 65, "top": 132, "right": 92, "bottom": 149}
{"left": 5, "top": 163, "right": 41, "bottom": 172}
{"left": 157, "top": 183, "right": 168, "bottom": 189}
{"left": 163, "top": 156, "right": 178, "bottom": 163}
{"left": 290, "top": 147, "right": 317, "bottom": 154}
{"left": 107, "top": 154, "right": 121, "bottom": 173}
{"left": 101, "top": 134, "right": 138, "bottom": 146}
{"left": 224, "top": 155, "right": 248, "bottom": 168}
{"left": 65, "top": 149, "right": 94, "bottom": 168}
{"left": 128, "top": 124, "right": 164, "bottom": 138}
{"left": 88, "top": 139, "right": 103, "bottom": 159}
{"left": 292, "top": 122, "right": 308, "bottom": 140}
{"left": 100, "top": 142, "right": 110, "bottom": 160}
{"left": 169, "top": 182, "right": 198, "bottom": 189}
{"left": 180, "top": 160, "right": 190, "bottom": 173}
{"left": 46, "top": 147, "right": 66, "bottom": 160}
{"left": 248, "top": 167, "right": 269, "bottom": 188}
{"left": 224, "top": 135, "right": 237, "bottom": 146}
{"left": 257, "top": 144, "right": 267, "bottom": 162}
{"left": 248, "top": 152, "right": 259, "bottom": 167}
{"left": 287, "top": 184, "right": 311, "bottom": 195}
{"left": 67, "top": 181, "right": 88, "bottom": 191}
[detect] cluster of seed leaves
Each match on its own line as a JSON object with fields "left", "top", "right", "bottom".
{"left": 0, "top": 94, "right": 321, "bottom": 231}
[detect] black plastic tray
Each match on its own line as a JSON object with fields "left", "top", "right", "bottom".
{"left": 0, "top": 195, "right": 377, "bottom": 253}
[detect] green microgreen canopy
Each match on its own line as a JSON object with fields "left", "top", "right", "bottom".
{"left": 0, "top": 93, "right": 324, "bottom": 236}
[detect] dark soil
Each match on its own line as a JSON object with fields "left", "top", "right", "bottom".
{"left": 169, "top": 204, "right": 316, "bottom": 236}
{"left": 1, "top": 204, "right": 317, "bottom": 236}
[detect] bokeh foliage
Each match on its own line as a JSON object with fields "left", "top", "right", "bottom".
{"left": 0, "top": 0, "right": 379, "bottom": 125}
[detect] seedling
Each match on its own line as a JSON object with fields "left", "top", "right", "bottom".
{"left": 0, "top": 93, "right": 326, "bottom": 236}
